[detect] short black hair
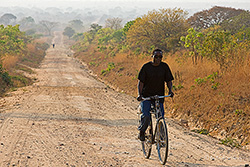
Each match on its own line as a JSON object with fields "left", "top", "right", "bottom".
{"left": 152, "top": 49, "right": 163, "bottom": 56}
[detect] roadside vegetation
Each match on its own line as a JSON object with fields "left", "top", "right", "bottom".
{"left": 0, "top": 25, "right": 50, "bottom": 96}
{"left": 68, "top": 6, "right": 250, "bottom": 148}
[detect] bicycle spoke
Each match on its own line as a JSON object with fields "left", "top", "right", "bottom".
{"left": 141, "top": 122, "right": 153, "bottom": 159}
{"left": 156, "top": 119, "right": 168, "bottom": 165}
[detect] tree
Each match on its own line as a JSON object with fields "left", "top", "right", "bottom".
{"left": 180, "top": 28, "right": 204, "bottom": 64}
{"left": 72, "top": 33, "right": 84, "bottom": 41}
{"left": 69, "top": 19, "right": 84, "bottom": 32}
{"left": 188, "top": 6, "right": 245, "bottom": 30}
{"left": 126, "top": 8, "right": 189, "bottom": 53}
{"left": 181, "top": 26, "right": 247, "bottom": 70}
{"left": 0, "top": 25, "right": 26, "bottom": 57}
{"left": 19, "top": 16, "right": 36, "bottom": 31}
{"left": 85, "top": 23, "right": 102, "bottom": 44}
{"left": 123, "top": 20, "right": 135, "bottom": 33}
{"left": 63, "top": 27, "right": 75, "bottom": 39}
{"left": 105, "top": 17, "right": 123, "bottom": 30}
{"left": 221, "top": 11, "right": 250, "bottom": 34}
{"left": 39, "top": 20, "right": 58, "bottom": 36}
{"left": 0, "top": 13, "right": 17, "bottom": 26}
{"left": 89, "top": 23, "right": 102, "bottom": 33}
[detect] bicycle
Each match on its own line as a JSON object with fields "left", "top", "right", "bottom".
{"left": 138, "top": 94, "right": 171, "bottom": 165}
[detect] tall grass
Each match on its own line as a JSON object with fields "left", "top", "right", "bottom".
{"left": 2, "top": 55, "right": 19, "bottom": 70}
{"left": 75, "top": 43, "right": 250, "bottom": 147}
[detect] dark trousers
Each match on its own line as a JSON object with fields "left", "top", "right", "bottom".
{"left": 138, "top": 100, "right": 164, "bottom": 133}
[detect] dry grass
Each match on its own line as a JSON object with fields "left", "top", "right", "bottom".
{"left": 0, "top": 38, "right": 50, "bottom": 96}
{"left": 34, "top": 36, "right": 51, "bottom": 45}
{"left": 168, "top": 51, "right": 250, "bottom": 146}
{"left": 75, "top": 45, "right": 250, "bottom": 147}
{"left": 1, "top": 55, "right": 19, "bottom": 71}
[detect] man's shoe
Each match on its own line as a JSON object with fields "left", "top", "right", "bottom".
{"left": 138, "top": 131, "right": 145, "bottom": 141}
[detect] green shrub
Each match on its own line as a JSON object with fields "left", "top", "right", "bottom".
{"left": 191, "top": 129, "right": 209, "bottom": 135}
{"left": 12, "top": 76, "right": 28, "bottom": 85}
{"left": 0, "top": 64, "right": 12, "bottom": 86}
{"left": 220, "top": 137, "right": 241, "bottom": 148}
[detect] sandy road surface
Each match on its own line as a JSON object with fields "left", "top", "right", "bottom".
{"left": 0, "top": 32, "right": 249, "bottom": 167}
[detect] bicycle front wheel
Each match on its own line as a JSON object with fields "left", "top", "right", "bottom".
{"left": 156, "top": 119, "right": 169, "bottom": 165}
{"left": 141, "top": 120, "right": 153, "bottom": 159}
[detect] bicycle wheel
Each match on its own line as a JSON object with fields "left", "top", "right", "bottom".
{"left": 156, "top": 119, "right": 169, "bottom": 165}
{"left": 141, "top": 120, "right": 153, "bottom": 159}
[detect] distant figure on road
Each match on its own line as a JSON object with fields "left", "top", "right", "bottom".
{"left": 137, "top": 48, "right": 174, "bottom": 141}
{"left": 52, "top": 43, "right": 55, "bottom": 48}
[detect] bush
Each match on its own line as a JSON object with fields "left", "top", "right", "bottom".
{"left": 0, "top": 64, "right": 12, "bottom": 86}
{"left": 220, "top": 137, "right": 241, "bottom": 148}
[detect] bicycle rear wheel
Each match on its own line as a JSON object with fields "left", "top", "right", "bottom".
{"left": 156, "top": 119, "right": 169, "bottom": 165}
{"left": 141, "top": 120, "right": 153, "bottom": 159}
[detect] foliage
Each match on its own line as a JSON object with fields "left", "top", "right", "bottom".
{"left": 195, "top": 72, "right": 218, "bottom": 85}
{"left": 98, "top": 28, "right": 124, "bottom": 46}
{"left": 39, "top": 20, "right": 58, "bottom": 36}
{"left": 201, "top": 30, "right": 233, "bottom": 69}
{"left": 19, "top": 16, "right": 36, "bottom": 31}
{"left": 221, "top": 11, "right": 250, "bottom": 35}
{"left": 220, "top": 137, "right": 241, "bottom": 148}
{"left": 126, "top": 8, "right": 189, "bottom": 53}
{"left": 25, "top": 29, "right": 36, "bottom": 36}
{"left": 172, "top": 84, "right": 184, "bottom": 91}
{"left": 181, "top": 26, "right": 250, "bottom": 69}
{"left": 0, "top": 25, "right": 27, "bottom": 58}
{"left": 101, "top": 62, "right": 115, "bottom": 76}
{"left": 122, "top": 20, "right": 135, "bottom": 36}
{"left": 180, "top": 28, "right": 203, "bottom": 64}
{"left": 69, "top": 19, "right": 84, "bottom": 32}
{"left": 90, "top": 23, "right": 102, "bottom": 33}
{"left": 194, "top": 72, "right": 222, "bottom": 90}
{"left": 0, "top": 64, "right": 12, "bottom": 86}
{"left": 188, "top": 6, "right": 245, "bottom": 30}
{"left": 105, "top": 17, "right": 123, "bottom": 30}
{"left": 97, "top": 28, "right": 115, "bottom": 45}
{"left": 191, "top": 129, "right": 209, "bottom": 135}
{"left": 234, "top": 109, "right": 246, "bottom": 116}
{"left": 63, "top": 27, "right": 75, "bottom": 39}
{"left": 0, "top": 13, "right": 17, "bottom": 25}
{"left": 72, "top": 33, "right": 84, "bottom": 41}
{"left": 85, "top": 23, "right": 102, "bottom": 44}
{"left": 0, "top": 24, "right": 49, "bottom": 96}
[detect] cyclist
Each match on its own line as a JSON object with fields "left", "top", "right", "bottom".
{"left": 137, "top": 49, "right": 174, "bottom": 141}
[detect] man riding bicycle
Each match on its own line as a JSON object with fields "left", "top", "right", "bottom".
{"left": 137, "top": 49, "right": 174, "bottom": 141}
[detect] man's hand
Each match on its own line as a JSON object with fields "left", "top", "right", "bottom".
{"left": 169, "top": 91, "right": 174, "bottom": 98}
{"left": 137, "top": 95, "right": 143, "bottom": 101}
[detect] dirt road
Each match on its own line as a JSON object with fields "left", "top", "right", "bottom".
{"left": 0, "top": 32, "right": 249, "bottom": 167}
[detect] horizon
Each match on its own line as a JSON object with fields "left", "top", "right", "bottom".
{"left": 1, "top": 0, "right": 250, "bottom": 12}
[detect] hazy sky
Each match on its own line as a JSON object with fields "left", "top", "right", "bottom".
{"left": 1, "top": 0, "right": 250, "bottom": 12}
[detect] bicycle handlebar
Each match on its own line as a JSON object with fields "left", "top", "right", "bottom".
{"left": 141, "top": 94, "right": 172, "bottom": 101}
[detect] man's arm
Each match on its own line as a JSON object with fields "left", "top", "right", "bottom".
{"left": 167, "top": 81, "right": 174, "bottom": 97}
{"left": 137, "top": 80, "right": 144, "bottom": 101}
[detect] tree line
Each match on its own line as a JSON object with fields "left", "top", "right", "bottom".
{"left": 69, "top": 6, "right": 250, "bottom": 70}
{"left": 0, "top": 13, "right": 59, "bottom": 37}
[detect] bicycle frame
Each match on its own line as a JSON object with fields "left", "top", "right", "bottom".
{"left": 142, "top": 95, "right": 171, "bottom": 142}
{"left": 140, "top": 94, "right": 171, "bottom": 164}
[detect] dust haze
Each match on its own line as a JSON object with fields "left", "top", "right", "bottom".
{"left": 1, "top": 0, "right": 250, "bottom": 31}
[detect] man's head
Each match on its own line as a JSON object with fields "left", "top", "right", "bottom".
{"left": 152, "top": 49, "right": 163, "bottom": 56}
{"left": 152, "top": 49, "right": 163, "bottom": 65}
